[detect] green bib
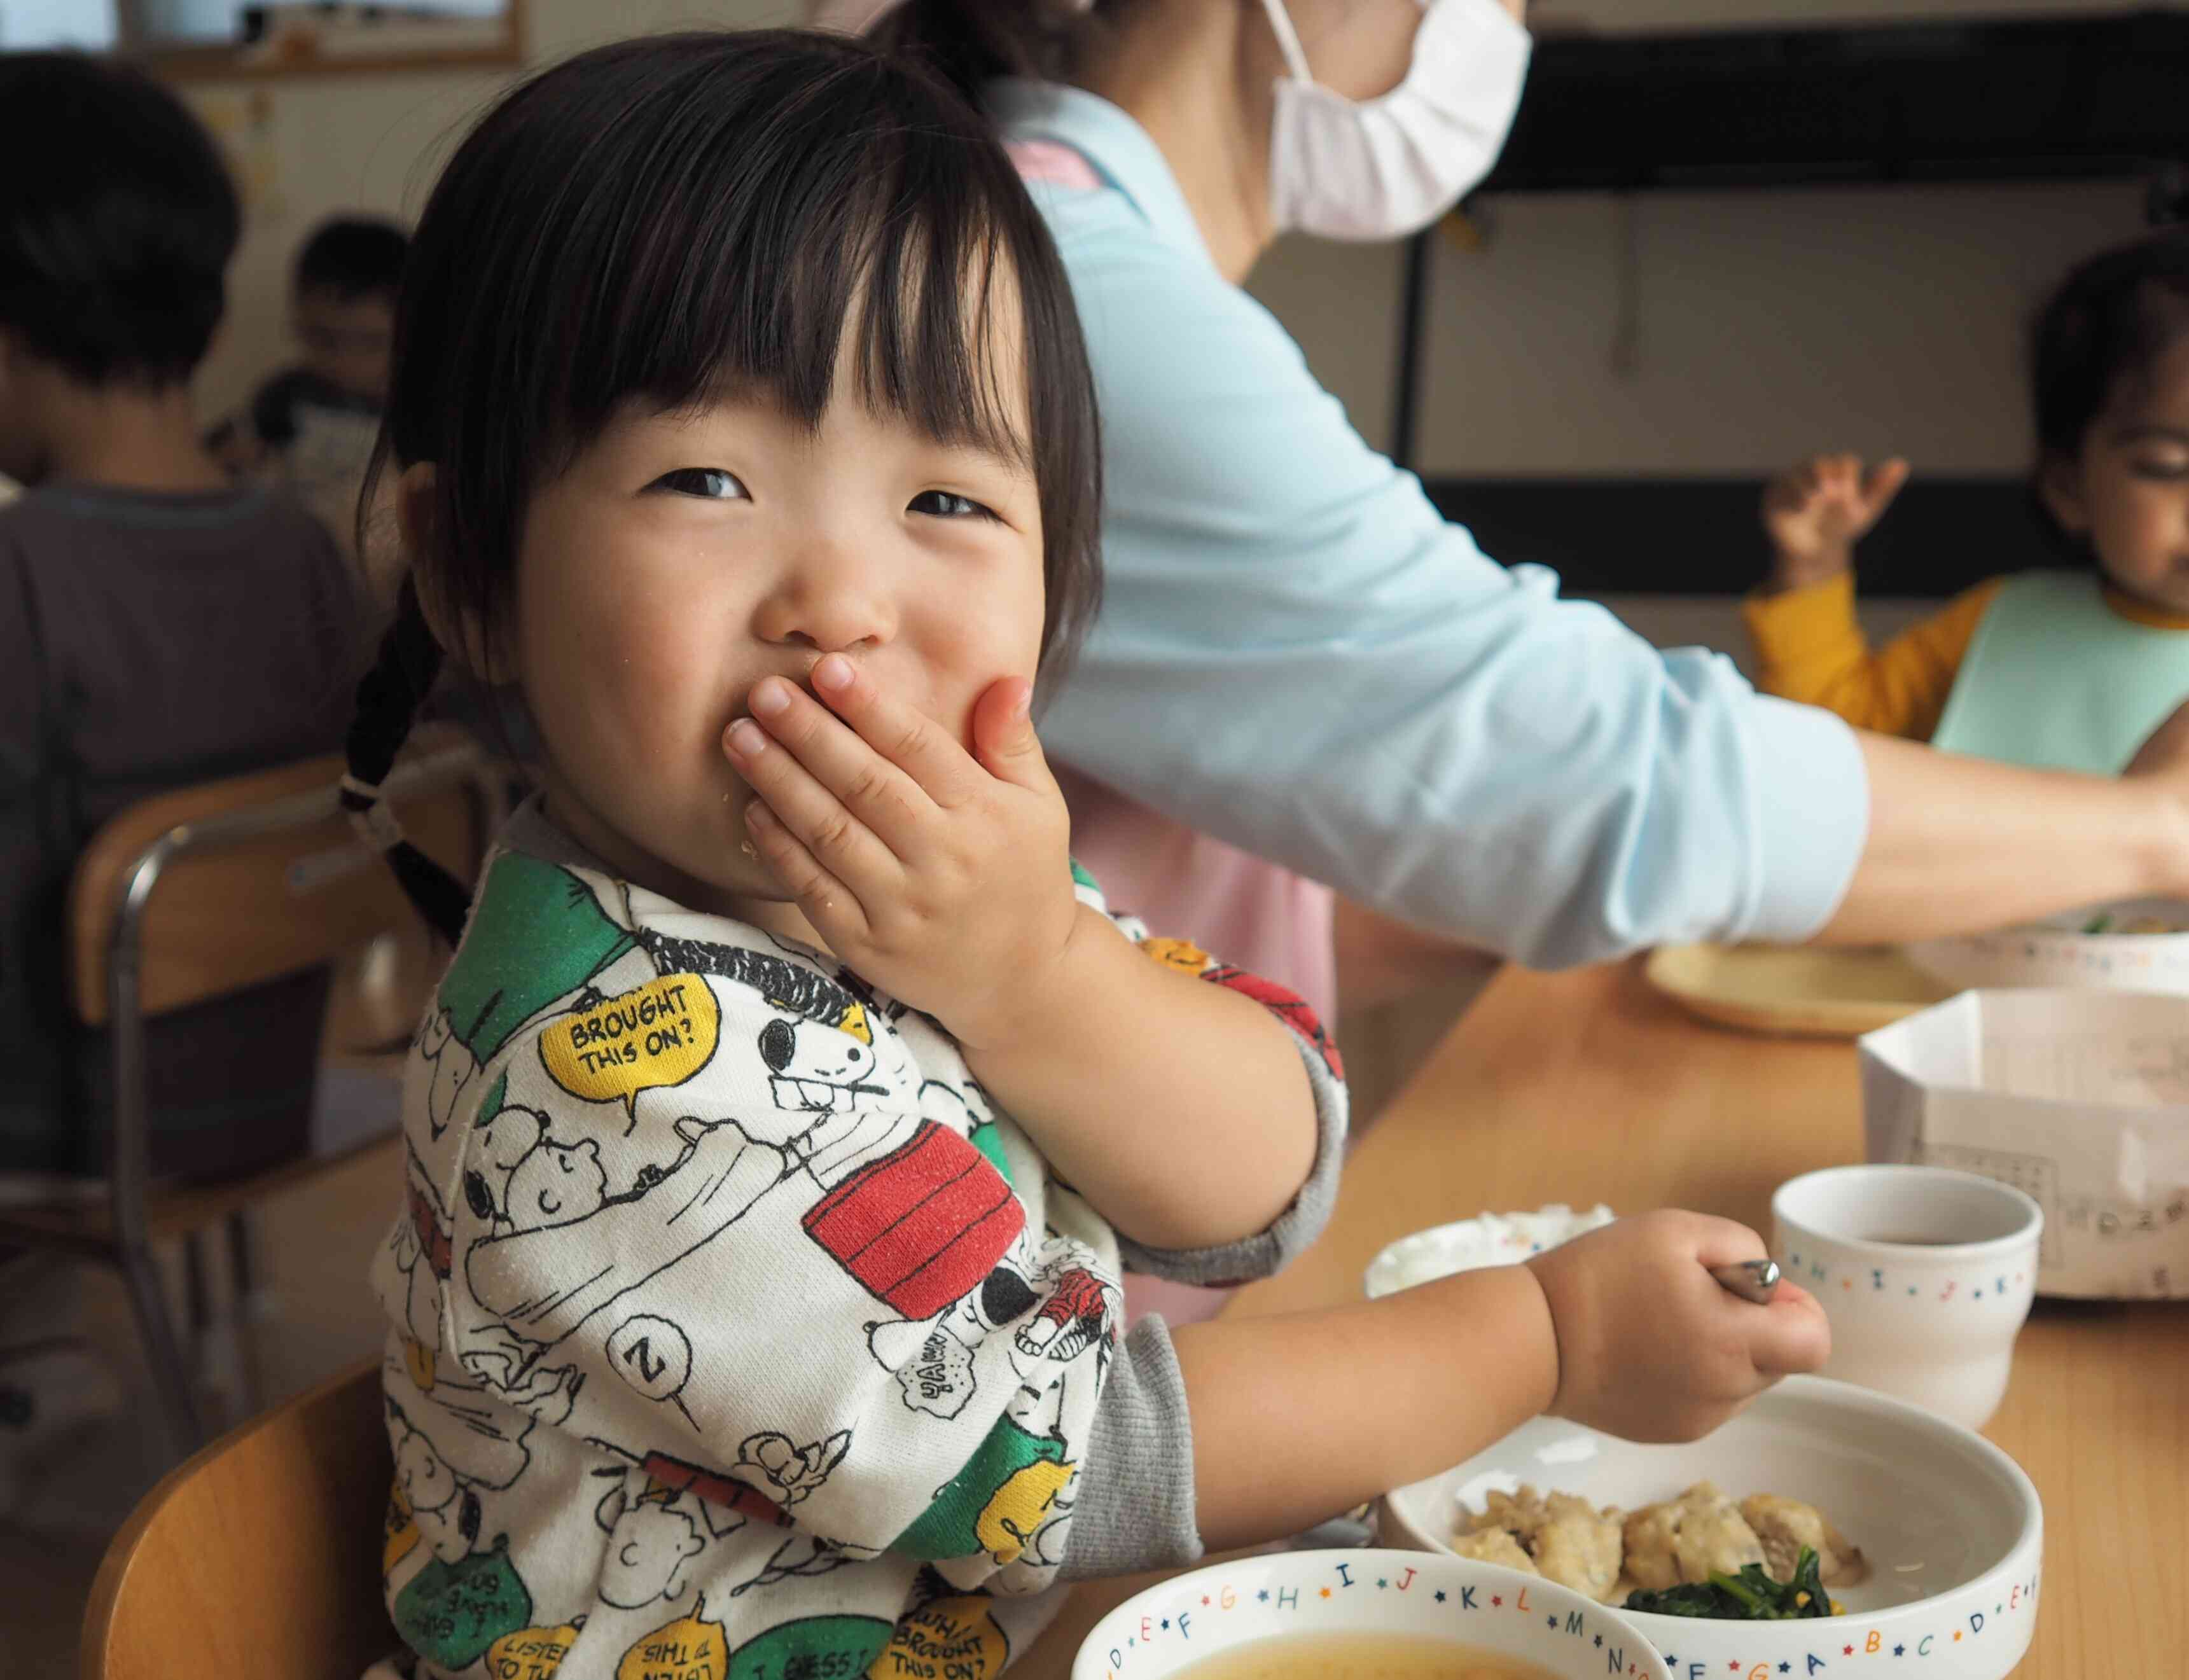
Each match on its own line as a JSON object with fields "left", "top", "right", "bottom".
{"left": 1929, "top": 570, "right": 2189, "bottom": 774}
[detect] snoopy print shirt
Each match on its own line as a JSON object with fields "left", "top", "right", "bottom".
{"left": 369, "top": 800, "right": 1348, "bottom": 1680}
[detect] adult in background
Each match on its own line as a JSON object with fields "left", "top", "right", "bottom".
{"left": 824, "top": 0, "right": 2189, "bottom": 1034}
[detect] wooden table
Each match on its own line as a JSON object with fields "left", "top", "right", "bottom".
{"left": 1016, "top": 962, "right": 2189, "bottom": 1679}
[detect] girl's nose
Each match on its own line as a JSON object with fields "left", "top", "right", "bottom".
{"left": 753, "top": 540, "right": 898, "bottom": 653}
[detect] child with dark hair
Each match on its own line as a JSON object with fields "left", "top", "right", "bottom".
{"left": 1748, "top": 230, "right": 2189, "bottom": 770}
{"left": 212, "top": 213, "right": 406, "bottom": 567}
{"left": 0, "top": 53, "right": 354, "bottom": 1492}
{"left": 355, "top": 29, "right": 1821, "bottom": 1680}
{"left": 291, "top": 216, "right": 407, "bottom": 403}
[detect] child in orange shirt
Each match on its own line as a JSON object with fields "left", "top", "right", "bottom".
{"left": 1747, "top": 232, "right": 2189, "bottom": 772}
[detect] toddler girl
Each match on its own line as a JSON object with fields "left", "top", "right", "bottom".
{"left": 1749, "top": 232, "right": 2189, "bottom": 770}
{"left": 353, "top": 30, "right": 1826, "bottom": 1680}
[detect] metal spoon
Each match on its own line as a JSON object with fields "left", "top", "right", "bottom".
{"left": 1709, "top": 1257, "right": 1782, "bottom": 1304}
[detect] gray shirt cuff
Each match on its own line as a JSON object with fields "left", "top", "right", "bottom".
{"left": 1060, "top": 1314, "right": 1203, "bottom": 1581}
{"left": 1115, "top": 1029, "right": 1349, "bottom": 1286}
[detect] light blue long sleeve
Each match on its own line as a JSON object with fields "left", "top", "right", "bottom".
{"left": 996, "top": 81, "right": 1870, "bottom": 970}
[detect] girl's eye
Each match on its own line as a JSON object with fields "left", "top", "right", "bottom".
{"left": 909, "top": 489, "right": 997, "bottom": 520}
{"left": 651, "top": 467, "right": 747, "bottom": 499}
{"left": 2128, "top": 459, "right": 2189, "bottom": 482}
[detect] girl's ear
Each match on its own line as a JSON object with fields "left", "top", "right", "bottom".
{"left": 398, "top": 461, "right": 515, "bottom": 684}
{"left": 2036, "top": 450, "right": 2092, "bottom": 536}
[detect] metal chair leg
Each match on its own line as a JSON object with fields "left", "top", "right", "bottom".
{"left": 226, "top": 1212, "right": 253, "bottom": 1298}
{"left": 225, "top": 1210, "right": 267, "bottom": 1415}
{"left": 183, "top": 1227, "right": 240, "bottom": 1429}
{"left": 183, "top": 1230, "right": 212, "bottom": 1346}
{"left": 118, "top": 1242, "right": 202, "bottom": 1458}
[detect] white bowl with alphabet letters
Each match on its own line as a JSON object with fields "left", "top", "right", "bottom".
{"left": 1074, "top": 1549, "right": 1670, "bottom": 1680}
{"left": 1379, "top": 1377, "right": 2042, "bottom": 1680}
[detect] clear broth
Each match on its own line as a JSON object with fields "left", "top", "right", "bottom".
{"left": 1172, "top": 1632, "right": 1563, "bottom": 1680}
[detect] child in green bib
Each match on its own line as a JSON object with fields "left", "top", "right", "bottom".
{"left": 1746, "top": 231, "right": 2189, "bottom": 775}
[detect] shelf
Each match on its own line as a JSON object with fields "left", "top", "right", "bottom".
{"left": 1419, "top": 475, "right": 2048, "bottom": 599}
{"left": 1484, "top": 10, "right": 2189, "bottom": 194}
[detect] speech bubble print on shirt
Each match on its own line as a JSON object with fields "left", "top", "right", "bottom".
{"left": 607, "top": 1314, "right": 698, "bottom": 1430}
{"left": 869, "top": 1595, "right": 1010, "bottom": 1680}
{"left": 540, "top": 974, "right": 721, "bottom": 1119}
{"left": 868, "top": 1317, "right": 977, "bottom": 1420}
{"left": 618, "top": 1595, "right": 729, "bottom": 1680}
{"left": 487, "top": 1615, "right": 584, "bottom": 1680}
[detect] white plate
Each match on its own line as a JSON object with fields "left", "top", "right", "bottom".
{"left": 1378, "top": 1376, "right": 2041, "bottom": 1680}
{"left": 1076, "top": 1548, "right": 1672, "bottom": 1680}
{"left": 1907, "top": 898, "right": 2189, "bottom": 996}
{"left": 1364, "top": 1206, "right": 1615, "bottom": 1299}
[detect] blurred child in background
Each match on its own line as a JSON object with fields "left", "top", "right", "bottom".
{"left": 1748, "top": 232, "right": 2189, "bottom": 774}
{"left": 0, "top": 54, "right": 356, "bottom": 1504}
{"left": 212, "top": 214, "right": 405, "bottom": 581}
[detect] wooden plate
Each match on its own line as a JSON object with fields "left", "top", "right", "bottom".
{"left": 1644, "top": 942, "right": 1953, "bottom": 1038}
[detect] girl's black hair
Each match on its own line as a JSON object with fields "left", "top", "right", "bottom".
{"left": 347, "top": 28, "right": 1103, "bottom": 941}
{"left": 2030, "top": 230, "right": 2189, "bottom": 548}
{"left": 865, "top": 1, "right": 1121, "bottom": 104}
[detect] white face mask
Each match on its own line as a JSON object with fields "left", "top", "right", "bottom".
{"left": 1260, "top": 0, "right": 1533, "bottom": 242}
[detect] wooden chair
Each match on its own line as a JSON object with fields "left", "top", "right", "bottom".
{"left": 0, "top": 739, "right": 497, "bottom": 1455}
{"left": 81, "top": 1357, "right": 394, "bottom": 1680}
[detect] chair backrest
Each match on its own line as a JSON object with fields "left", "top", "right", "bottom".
{"left": 68, "top": 733, "right": 494, "bottom": 1027}
{"left": 81, "top": 1359, "right": 393, "bottom": 1680}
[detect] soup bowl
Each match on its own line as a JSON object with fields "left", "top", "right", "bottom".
{"left": 1074, "top": 1549, "right": 1672, "bottom": 1680}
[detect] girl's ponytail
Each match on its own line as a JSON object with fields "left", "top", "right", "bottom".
{"left": 341, "top": 575, "right": 473, "bottom": 944}
{"left": 867, "top": 0, "right": 1104, "bottom": 104}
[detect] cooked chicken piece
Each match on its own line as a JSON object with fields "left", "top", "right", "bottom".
{"left": 1453, "top": 1525, "right": 1540, "bottom": 1574}
{"left": 1740, "top": 1493, "right": 1868, "bottom": 1586}
{"left": 1467, "top": 1485, "right": 1550, "bottom": 1544}
{"left": 1531, "top": 1492, "right": 1624, "bottom": 1602}
{"left": 1458, "top": 1485, "right": 1621, "bottom": 1602}
{"left": 1620, "top": 1482, "right": 1766, "bottom": 1590}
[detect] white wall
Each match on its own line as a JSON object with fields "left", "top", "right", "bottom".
{"left": 1246, "top": 0, "right": 2160, "bottom": 476}
{"left": 183, "top": 0, "right": 802, "bottom": 419}
{"left": 1533, "top": 0, "right": 2169, "bottom": 32}
{"left": 183, "top": 0, "right": 2164, "bottom": 482}
{"left": 1248, "top": 179, "right": 2147, "bottom": 475}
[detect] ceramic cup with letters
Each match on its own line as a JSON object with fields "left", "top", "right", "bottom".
{"left": 1772, "top": 1165, "right": 2043, "bottom": 1429}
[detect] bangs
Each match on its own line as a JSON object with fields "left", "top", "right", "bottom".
{"left": 382, "top": 29, "right": 1101, "bottom": 671}
{"left": 507, "top": 41, "right": 1039, "bottom": 471}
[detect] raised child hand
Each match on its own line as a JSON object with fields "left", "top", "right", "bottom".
{"left": 1760, "top": 454, "right": 1910, "bottom": 593}
{"left": 725, "top": 653, "right": 1081, "bottom": 1052}
{"left": 1526, "top": 1210, "right": 1830, "bottom": 1443}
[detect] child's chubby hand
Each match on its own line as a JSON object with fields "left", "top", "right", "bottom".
{"left": 1525, "top": 1211, "right": 1830, "bottom": 1443}
{"left": 725, "top": 651, "right": 1083, "bottom": 1052}
{"left": 1760, "top": 453, "right": 1910, "bottom": 593}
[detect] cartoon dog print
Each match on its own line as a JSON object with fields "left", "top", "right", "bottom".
{"left": 393, "top": 1419, "right": 476, "bottom": 1566}
{"left": 412, "top": 1006, "right": 480, "bottom": 1141}
{"left": 503, "top": 1136, "right": 608, "bottom": 1232}
{"left": 384, "top": 1345, "right": 578, "bottom": 1571}
{"left": 760, "top": 1013, "right": 887, "bottom": 1116}
{"left": 733, "top": 1429, "right": 851, "bottom": 1510}
{"left": 864, "top": 1239, "right": 1116, "bottom": 1426}
{"left": 1011, "top": 1263, "right": 1114, "bottom": 1364}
